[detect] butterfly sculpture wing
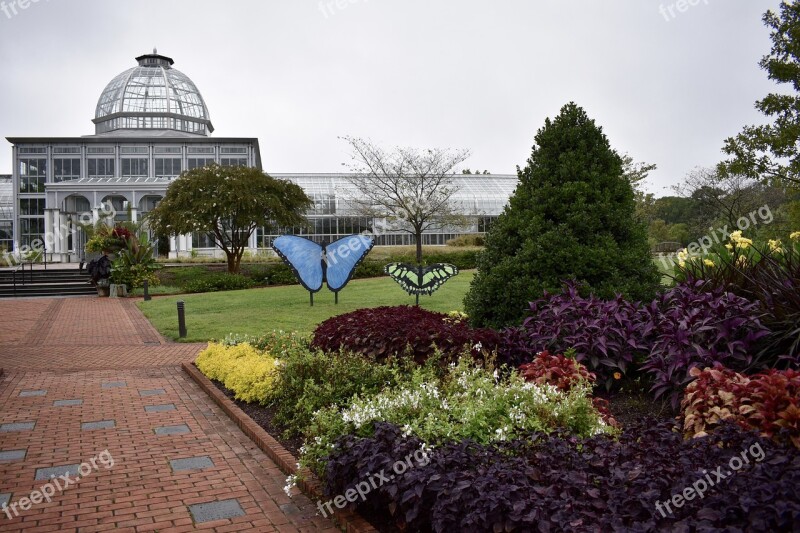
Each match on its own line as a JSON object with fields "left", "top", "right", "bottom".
{"left": 324, "top": 235, "right": 375, "bottom": 292}
{"left": 419, "top": 263, "right": 459, "bottom": 294}
{"left": 384, "top": 262, "right": 459, "bottom": 295}
{"left": 272, "top": 235, "right": 324, "bottom": 292}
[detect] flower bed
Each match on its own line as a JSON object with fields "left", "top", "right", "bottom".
{"left": 192, "top": 271, "right": 800, "bottom": 532}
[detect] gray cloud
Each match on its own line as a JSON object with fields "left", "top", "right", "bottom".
{"left": 0, "top": 0, "right": 782, "bottom": 195}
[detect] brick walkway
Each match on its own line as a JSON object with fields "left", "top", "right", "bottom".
{"left": 0, "top": 298, "right": 338, "bottom": 532}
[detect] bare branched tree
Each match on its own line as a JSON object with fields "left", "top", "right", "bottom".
{"left": 340, "top": 136, "right": 471, "bottom": 263}
{"left": 675, "top": 167, "right": 770, "bottom": 230}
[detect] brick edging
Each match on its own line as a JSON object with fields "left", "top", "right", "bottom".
{"left": 181, "top": 362, "right": 378, "bottom": 533}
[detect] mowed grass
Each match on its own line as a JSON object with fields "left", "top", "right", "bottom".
{"left": 138, "top": 271, "right": 474, "bottom": 342}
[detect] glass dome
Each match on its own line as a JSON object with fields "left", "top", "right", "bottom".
{"left": 93, "top": 50, "right": 214, "bottom": 136}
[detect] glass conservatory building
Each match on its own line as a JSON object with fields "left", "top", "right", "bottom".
{"left": 5, "top": 51, "right": 517, "bottom": 261}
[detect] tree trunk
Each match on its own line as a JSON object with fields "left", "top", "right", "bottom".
{"left": 415, "top": 230, "right": 423, "bottom": 264}
{"left": 226, "top": 252, "right": 238, "bottom": 274}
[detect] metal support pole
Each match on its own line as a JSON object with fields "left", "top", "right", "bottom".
{"left": 310, "top": 292, "right": 314, "bottom": 307}
{"left": 143, "top": 280, "right": 151, "bottom": 301}
{"left": 177, "top": 300, "right": 187, "bottom": 338}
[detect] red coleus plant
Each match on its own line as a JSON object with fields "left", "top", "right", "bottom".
{"left": 681, "top": 365, "right": 800, "bottom": 448}
{"left": 681, "top": 365, "right": 750, "bottom": 439}
{"left": 518, "top": 351, "right": 618, "bottom": 428}
{"left": 518, "top": 350, "right": 596, "bottom": 392}
{"left": 739, "top": 368, "right": 800, "bottom": 448}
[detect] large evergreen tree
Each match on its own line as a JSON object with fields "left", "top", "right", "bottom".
{"left": 464, "top": 103, "right": 660, "bottom": 328}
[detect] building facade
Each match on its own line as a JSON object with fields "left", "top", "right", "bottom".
{"left": 5, "top": 51, "right": 516, "bottom": 262}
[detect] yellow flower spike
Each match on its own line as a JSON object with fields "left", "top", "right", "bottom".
{"left": 730, "top": 230, "right": 743, "bottom": 243}
{"left": 790, "top": 231, "right": 800, "bottom": 241}
{"left": 725, "top": 243, "right": 733, "bottom": 251}
{"left": 703, "top": 259, "right": 715, "bottom": 267}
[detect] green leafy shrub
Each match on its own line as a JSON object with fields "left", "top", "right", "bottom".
{"left": 83, "top": 222, "right": 129, "bottom": 253}
{"left": 195, "top": 342, "right": 280, "bottom": 404}
{"left": 262, "top": 263, "right": 301, "bottom": 285}
{"left": 464, "top": 102, "right": 660, "bottom": 328}
{"left": 299, "top": 358, "right": 611, "bottom": 477}
{"left": 265, "top": 349, "right": 402, "bottom": 438}
{"left": 446, "top": 234, "right": 485, "bottom": 247}
{"left": 110, "top": 233, "right": 160, "bottom": 290}
{"left": 184, "top": 273, "right": 256, "bottom": 293}
{"left": 220, "top": 330, "right": 310, "bottom": 357}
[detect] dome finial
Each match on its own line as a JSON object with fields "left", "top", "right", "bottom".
{"left": 153, "top": 46, "right": 158, "bottom": 54}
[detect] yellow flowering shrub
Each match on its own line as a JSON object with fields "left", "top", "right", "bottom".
{"left": 196, "top": 342, "right": 279, "bottom": 404}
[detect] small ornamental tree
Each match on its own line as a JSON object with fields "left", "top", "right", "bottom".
{"left": 148, "top": 164, "right": 311, "bottom": 273}
{"left": 464, "top": 103, "right": 660, "bottom": 327}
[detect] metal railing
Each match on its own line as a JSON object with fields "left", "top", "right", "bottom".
{"left": 8, "top": 247, "right": 48, "bottom": 296}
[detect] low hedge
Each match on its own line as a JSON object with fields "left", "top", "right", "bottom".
{"left": 311, "top": 306, "right": 500, "bottom": 366}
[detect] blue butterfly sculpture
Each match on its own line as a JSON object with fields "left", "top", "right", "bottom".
{"left": 272, "top": 235, "right": 374, "bottom": 305}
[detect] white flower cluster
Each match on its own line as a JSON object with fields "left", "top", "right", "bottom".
{"left": 283, "top": 474, "right": 298, "bottom": 498}
{"left": 341, "top": 380, "right": 445, "bottom": 429}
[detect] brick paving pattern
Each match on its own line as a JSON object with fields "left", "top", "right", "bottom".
{"left": 0, "top": 298, "right": 339, "bottom": 532}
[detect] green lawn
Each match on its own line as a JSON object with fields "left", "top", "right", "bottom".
{"left": 138, "top": 271, "right": 474, "bottom": 342}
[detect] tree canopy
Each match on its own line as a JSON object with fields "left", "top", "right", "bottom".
{"left": 719, "top": 3, "right": 800, "bottom": 187}
{"left": 464, "top": 103, "right": 660, "bottom": 328}
{"left": 147, "top": 164, "right": 311, "bottom": 273}
{"left": 340, "top": 136, "right": 471, "bottom": 263}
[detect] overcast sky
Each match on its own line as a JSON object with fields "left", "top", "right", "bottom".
{"left": 0, "top": 0, "right": 783, "bottom": 196}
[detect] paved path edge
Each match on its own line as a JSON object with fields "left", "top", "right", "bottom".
{"left": 181, "top": 362, "right": 378, "bottom": 533}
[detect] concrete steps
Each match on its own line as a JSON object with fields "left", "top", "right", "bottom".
{"left": 0, "top": 268, "right": 97, "bottom": 298}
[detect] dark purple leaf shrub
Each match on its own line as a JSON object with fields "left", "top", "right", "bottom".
{"left": 642, "top": 279, "right": 770, "bottom": 408}
{"left": 498, "top": 281, "right": 650, "bottom": 388}
{"left": 501, "top": 280, "right": 770, "bottom": 404}
{"left": 311, "top": 306, "right": 500, "bottom": 366}
{"left": 323, "top": 421, "right": 800, "bottom": 532}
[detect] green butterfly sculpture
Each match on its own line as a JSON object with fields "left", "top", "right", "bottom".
{"left": 384, "top": 263, "right": 459, "bottom": 302}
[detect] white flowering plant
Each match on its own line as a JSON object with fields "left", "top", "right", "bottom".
{"left": 298, "top": 356, "right": 612, "bottom": 478}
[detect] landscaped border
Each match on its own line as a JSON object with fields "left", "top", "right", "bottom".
{"left": 182, "top": 361, "right": 378, "bottom": 533}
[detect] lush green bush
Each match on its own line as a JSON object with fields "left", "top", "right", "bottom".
{"left": 464, "top": 103, "right": 660, "bottom": 328}
{"left": 311, "top": 305, "right": 500, "bottom": 366}
{"left": 265, "top": 349, "right": 403, "bottom": 438}
{"left": 446, "top": 234, "right": 485, "bottom": 247}
{"left": 220, "top": 330, "right": 310, "bottom": 356}
{"left": 298, "top": 358, "right": 611, "bottom": 478}
{"left": 195, "top": 342, "right": 280, "bottom": 404}
{"left": 110, "top": 233, "right": 160, "bottom": 290}
{"left": 184, "top": 273, "right": 256, "bottom": 293}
